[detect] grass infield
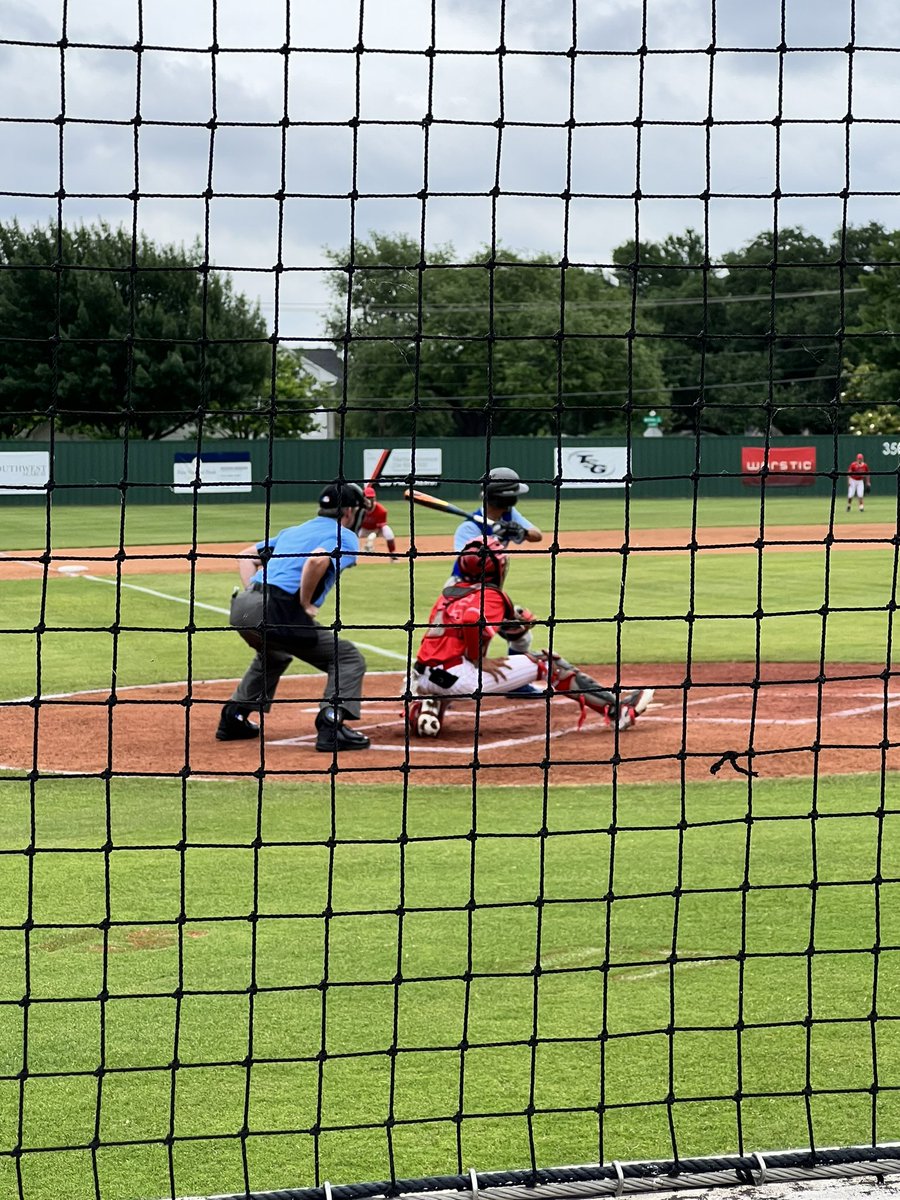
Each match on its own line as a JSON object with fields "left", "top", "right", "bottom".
{"left": 1, "top": 772, "right": 898, "bottom": 1200}
{"left": 1, "top": 543, "right": 897, "bottom": 699}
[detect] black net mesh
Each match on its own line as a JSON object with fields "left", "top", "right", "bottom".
{"left": 1, "top": 2, "right": 900, "bottom": 1198}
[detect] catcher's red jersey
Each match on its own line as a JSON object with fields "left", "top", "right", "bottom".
{"left": 848, "top": 459, "right": 869, "bottom": 478}
{"left": 360, "top": 502, "right": 389, "bottom": 532}
{"left": 417, "top": 583, "right": 514, "bottom": 665}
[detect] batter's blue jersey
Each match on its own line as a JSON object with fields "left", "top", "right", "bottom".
{"left": 451, "top": 506, "right": 534, "bottom": 576}
{"left": 252, "top": 516, "right": 358, "bottom": 606}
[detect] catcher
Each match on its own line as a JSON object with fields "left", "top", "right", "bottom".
{"left": 846, "top": 452, "right": 870, "bottom": 513}
{"left": 361, "top": 485, "right": 399, "bottom": 559}
{"left": 408, "top": 537, "right": 653, "bottom": 739}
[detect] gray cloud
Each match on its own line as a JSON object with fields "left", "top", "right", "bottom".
{"left": 1, "top": 0, "right": 899, "bottom": 336}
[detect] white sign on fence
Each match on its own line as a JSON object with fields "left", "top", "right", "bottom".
{"left": 172, "top": 452, "right": 252, "bottom": 494}
{"left": 364, "top": 447, "right": 443, "bottom": 486}
{"left": 556, "top": 446, "right": 629, "bottom": 488}
{"left": 0, "top": 451, "right": 51, "bottom": 495}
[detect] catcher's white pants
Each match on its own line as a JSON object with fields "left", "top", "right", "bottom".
{"left": 413, "top": 656, "right": 539, "bottom": 698}
{"left": 848, "top": 479, "right": 865, "bottom": 501}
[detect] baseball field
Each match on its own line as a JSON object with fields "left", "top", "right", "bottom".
{"left": 1, "top": 492, "right": 899, "bottom": 1200}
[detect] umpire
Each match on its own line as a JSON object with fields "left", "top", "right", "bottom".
{"left": 216, "top": 479, "right": 369, "bottom": 753}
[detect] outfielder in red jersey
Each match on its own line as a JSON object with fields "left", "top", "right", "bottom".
{"left": 408, "top": 537, "right": 653, "bottom": 738}
{"left": 847, "top": 453, "right": 870, "bottom": 513}
{"left": 360, "top": 486, "right": 399, "bottom": 560}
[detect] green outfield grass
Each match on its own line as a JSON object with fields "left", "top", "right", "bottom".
{"left": 1, "top": 492, "right": 897, "bottom": 551}
{"left": 2, "top": 499, "right": 898, "bottom": 1200}
{"left": 1, "top": 543, "right": 897, "bottom": 700}
{"left": 0, "top": 771, "right": 897, "bottom": 1200}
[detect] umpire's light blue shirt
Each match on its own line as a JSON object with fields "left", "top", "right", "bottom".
{"left": 252, "top": 516, "right": 358, "bottom": 606}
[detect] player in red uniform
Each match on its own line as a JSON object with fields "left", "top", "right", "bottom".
{"left": 361, "top": 485, "right": 399, "bottom": 559}
{"left": 408, "top": 537, "right": 653, "bottom": 738}
{"left": 847, "top": 453, "right": 870, "bottom": 513}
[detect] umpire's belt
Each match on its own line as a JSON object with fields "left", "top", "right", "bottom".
{"left": 249, "top": 581, "right": 298, "bottom": 602}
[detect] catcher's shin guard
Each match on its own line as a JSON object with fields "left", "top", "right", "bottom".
{"left": 527, "top": 651, "right": 618, "bottom": 726}
{"left": 527, "top": 652, "right": 653, "bottom": 730}
{"left": 409, "top": 697, "right": 447, "bottom": 739}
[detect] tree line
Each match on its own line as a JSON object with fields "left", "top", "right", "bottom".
{"left": 324, "top": 225, "right": 900, "bottom": 438}
{"left": 0, "top": 221, "right": 323, "bottom": 440}
{"left": 2, "top": 218, "right": 899, "bottom": 439}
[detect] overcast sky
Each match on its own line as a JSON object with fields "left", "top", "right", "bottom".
{"left": 2, "top": 0, "right": 899, "bottom": 343}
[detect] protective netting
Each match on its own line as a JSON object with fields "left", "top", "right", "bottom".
{"left": 1, "top": 2, "right": 900, "bottom": 1199}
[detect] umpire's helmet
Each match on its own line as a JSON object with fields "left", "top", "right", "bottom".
{"left": 456, "top": 537, "right": 508, "bottom": 585}
{"left": 484, "top": 467, "right": 529, "bottom": 508}
{"left": 318, "top": 480, "right": 367, "bottom": 531}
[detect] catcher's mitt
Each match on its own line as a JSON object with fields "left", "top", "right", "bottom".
{"left": 498, "top": 604, "right": 537, "bottom": 641}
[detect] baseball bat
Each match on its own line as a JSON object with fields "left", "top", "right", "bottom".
{"left": 368, "top": 448, "right": 391, "bottom": 486}
{"left": 403, "top": 489, "right": 478, "bottom": 522}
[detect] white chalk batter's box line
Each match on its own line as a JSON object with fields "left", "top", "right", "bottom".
{"left": 268, "top": 691, "right": 900, "bottom": 754}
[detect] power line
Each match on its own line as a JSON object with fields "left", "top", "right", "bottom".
{"left": 259, "top": 285, "right": 866, "bottom": 314}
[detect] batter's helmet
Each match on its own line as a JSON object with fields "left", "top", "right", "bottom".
{"left": 484, "top": 467, "right": 529, "bottom": 507}
{"left": 318, "top": 480, "right": 367, "bottom": 531}
{"left": 456, "top": 537, "right": 508, "bottom": 584}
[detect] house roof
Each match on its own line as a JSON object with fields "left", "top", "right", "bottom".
{"left": 300, "top": 347, "right": 343, "bottom": 383}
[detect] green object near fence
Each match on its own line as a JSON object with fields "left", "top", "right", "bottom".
{"left": 1, "top": 434, "right": 897, "bottom": 506}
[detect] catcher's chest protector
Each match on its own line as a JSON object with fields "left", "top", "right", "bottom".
{"left": 423, "top": 583, "right": 517, "bottom": 640}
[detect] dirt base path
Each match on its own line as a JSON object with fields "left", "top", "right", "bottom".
{"left": 5, "top": 662, "right": 897, "bottom": 787}
{"left": 1, "top": 522, "right": 896, "bottom": 580}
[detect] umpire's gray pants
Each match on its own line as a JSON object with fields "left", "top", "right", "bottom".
{"left": 228, "top": 587, "right": 366, "bottom": 719}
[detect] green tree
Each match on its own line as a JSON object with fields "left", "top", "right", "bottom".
{"left": 0, "top": 220, "right": 272, "bottom": 438}
{"left": 210, "top": 347, "right": 327, "bottom": 439}
{"left": 842, "top": 229, "right": 900, "bottom": 426}
{"left": 612, "top": 224, "right": 886, "bottom": 435}
{"left": 324, "top": 233, "right": 669, "bottom": 437}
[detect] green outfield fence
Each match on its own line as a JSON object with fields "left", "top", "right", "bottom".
{"left": 2, "top": 434, "right": 898, "bottom": 506}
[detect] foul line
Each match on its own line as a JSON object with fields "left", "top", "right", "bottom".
{"left": 3, "top": 552, "right": 409, "bottom": 666}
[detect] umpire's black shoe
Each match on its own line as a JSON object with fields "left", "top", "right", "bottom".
{"left": 216, "top": 703, "right": 260, "bottom": 741}
{"left": 314, "top": 707, "right": 370, "bottom": 752}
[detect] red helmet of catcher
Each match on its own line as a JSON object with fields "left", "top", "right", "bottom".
{"left": 456, "top": 537, "right": 508, "bottom": 584}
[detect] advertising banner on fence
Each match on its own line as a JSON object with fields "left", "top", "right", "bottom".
{"left": 172, "top": 452, "right": 252, "bottom": 494}
{"left": 741, "top": 446, "right": 817, "bottom": 486}
{"left": 556, "top": 446, "right": 629, "bottom": 488}
{"left": 0, "top": 451, "right": 50, "bottom": 495}
{"left": 364, "top": 447, "right": 442, "bottom": 487}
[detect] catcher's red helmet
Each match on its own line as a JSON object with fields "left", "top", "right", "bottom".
{"left": 456, "top": 537, "right": 508, "bottom": 584}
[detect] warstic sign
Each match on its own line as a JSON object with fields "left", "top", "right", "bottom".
{"left": 741, "top": 446, "right": 817, "bottom": 486}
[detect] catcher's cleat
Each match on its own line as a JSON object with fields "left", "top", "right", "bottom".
{"left": 410, "top": 697, "right": 445, "bottom": 738}
{"left": 216, "top": 703, "right": 260, "bottom": 741}
{"left": 314, "top": 707, "right": 370, "bottom": 752}
{"left": 616, "top": 688, "right": 654, "bottom": 731}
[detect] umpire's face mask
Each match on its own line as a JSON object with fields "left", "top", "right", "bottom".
{"left": 347, "top": 504, "right": 366, "bottom": 535}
